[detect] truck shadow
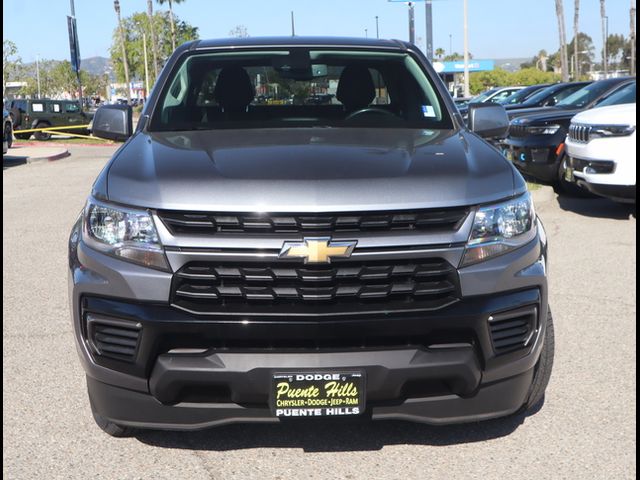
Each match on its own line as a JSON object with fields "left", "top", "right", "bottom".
{"left": 134, "top": 399, "right": 544, "bottom": 452}
{"left": 555, "top": 195, "right": 636, "bottom": 220}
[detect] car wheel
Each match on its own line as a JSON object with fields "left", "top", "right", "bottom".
{"left": 4, "top": 123, "right": 13, "bottom": 149}
{"left": 91, "top": 410, "right": 135, "bottom": 438}
{"left": 524, "top": 307, "right": 555, "bottom": 410}
{"left": 34, "top": 122, "right": 52, "bottom": 141}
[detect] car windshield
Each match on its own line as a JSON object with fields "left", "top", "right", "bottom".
{"left": 499, "top": 86, "right": 544, "bottom": 105}
{"left": 150, "top": 48, "right": 452, "bottom": 131}
{"left": 594, "top": 81, "right": 636, "bottom": 107}
{"left": 470, "top": 88, "right": 500, "bottom": 103}
{"left": 556, "top": 81, "right": 622, "bottom": 108}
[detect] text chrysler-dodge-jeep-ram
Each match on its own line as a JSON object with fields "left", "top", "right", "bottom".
{"left": 69, "top": 37, "right": 553, "bottom": 436}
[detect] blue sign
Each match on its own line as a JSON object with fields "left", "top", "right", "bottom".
{"left": 440, "top": 60, "right": 494, "bottom": 73}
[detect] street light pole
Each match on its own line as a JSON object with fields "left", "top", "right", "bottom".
{"left": 36, "top": 55, "right": 41, "bottom": 99}
{"left": 449, "top": 34, "right": 452, "bottom": 55}
{"left": 375, "top": 16, "right": 379, "bottom": 39}
{"left": 365, "top": 28, "right": 368, "bottom": 38}
{"left": 291, "top": 11, "right": 295, "bottom": 36}
{"left": 408, "top": 2, "right": 416, "bottom": 44}
{"left": 463, "top": 0, "right": 469, "bottom": 97}
{"left": 604, "top": 15, "right": 609, "bottom": 76}
{"left": 425, "top": 0, "right": 433, "bottom": 61}
{"left": 114, "top": 0, "right": 131, "bottom": 103}
{"left": 142, "top": 31, "right": 150, "bottom": 99}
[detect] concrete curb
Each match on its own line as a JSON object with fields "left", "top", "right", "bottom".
{"left": 530, "top": 185, "right": 556, "bottom": 205}
{"left": 25, "top": 149, "right": 70, "bottom": 163}
{"left": 13, "top": 142, "right": 115, "bottom": 148}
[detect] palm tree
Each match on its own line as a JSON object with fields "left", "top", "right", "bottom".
{"left": 600, "top": 0, "right": 607, "bottom": 75}
{"left": 157, "top": 0, "right": 185, "bottom": 51}
{"left": 574, "top": 0, "right": 580, "bottom": 79}
{"left": 147, "top": 0, "right": 159, "bottom": 81}
{"left": 536, "top": 49, "right": 549, "bottom": 71}
{"left": 434, "top": 47, "right": 445, "bottom": 60}
{"left": 113, "top": 0, "right": 131, "bottom": 103}
{"left": 555, "top": 0, "right": 569, "bottom": 82}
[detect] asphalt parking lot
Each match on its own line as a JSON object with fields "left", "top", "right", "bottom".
{"left": 3, "top": 146, "right": 636, "bottom": 479}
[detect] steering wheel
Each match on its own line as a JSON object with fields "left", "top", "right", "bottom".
{"left": 345, "top": 107, "right": 398, "bottom": 121}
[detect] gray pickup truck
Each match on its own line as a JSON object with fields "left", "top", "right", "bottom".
{"left": 70, "top": 37, "right": 553, "bottom": 436}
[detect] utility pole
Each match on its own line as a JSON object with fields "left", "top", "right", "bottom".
{"left": 425, "top": 0, "right": 433, "bottom": 61}
{"left": 142, "top": 31, "right": 150, "bottom": 99}
{"left": 147, "top": 0, "right": 159, "bottom": 81}
{"left": 291, "top": 11, "right": 295, "bottom": 36}
{"left": 449, "top": 34, "right": 452, "bottom": 55}
{"left": 408, "top": 2, "right": 415, "bottom": 44}
{"left": 114, "top": 0, "right": 131, "bottom": 103}
{"left": 631, "top": 0, "right": 636, "bottom": 76}
{"left": 365, "top": 28, "right": 368, "bottom": 38}
{"left": 463, "top": 0, "right": 469, "bottom": 97}
{"left": 604, "top": 15, "right": 609, "bottom": 75}
{"left": 36, "top": 55, "right": 41, "bottom": 99}
{"left": 375, "top": 16, "right": 379, "bottom": 39}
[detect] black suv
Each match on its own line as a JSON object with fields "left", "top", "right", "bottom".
{"left": 501, "top": 77, "right": 635, "bottom": 190}
{"left": 9, "top": 98, "right": 93, "bottom": 140}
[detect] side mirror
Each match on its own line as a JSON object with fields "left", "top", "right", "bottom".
{"left": 91, "top": 104, "right": 133, "bottom": 142}
{"left": 468, "top": 102, "right": 509, "bottom": 139}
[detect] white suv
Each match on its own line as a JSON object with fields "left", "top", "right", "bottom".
{"left": 565, "top": 102, "right": 636, "bottom": 203}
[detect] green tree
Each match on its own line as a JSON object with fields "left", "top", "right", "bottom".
{"left": 443, "top": 52, "right": 472, "bottom": 61}
{"left": 110, "top": 11, "right": 198, "bottom": 86}
{"left": 567, "top": 32, "right": 595, "bottom": 77}
{"left": 434, "top": 47, "right": 445, "bottom": 60}
{"left": 605, "top": 33, "right": 626, "bottom": 69}
{"left": 228, "top": 25, "right": 249, "bottom": 38}
{"left": 50, "top": 61, "right": 79, "bottom": 98}
{"left": 3, "top": 40, "right": 21, "bottom": 92}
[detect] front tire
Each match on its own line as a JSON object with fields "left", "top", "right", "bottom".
{"left": 4, "top": 122, "right": 13, "bottom": 149}
{"left": 34, "top": 122, "right": 52, "bottom": 141}
{"left": 524, "top": 307, "right": 555, "bottom": 410}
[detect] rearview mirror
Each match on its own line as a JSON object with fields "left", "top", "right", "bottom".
{"left": 468, "top": 103, "right": 509, "bottom": 139}
{"left": 91, "top": 104, "right": 133, "bottom": 142}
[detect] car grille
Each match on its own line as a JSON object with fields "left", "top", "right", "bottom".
{"left": 158, "top": 208, "right": 469, "bottom": 236}
{"left": 171, "top": 258, "right": 460, "bottom": 315}
{"left": 488, "top": 306, "right": 537, "bottom": 354}
{"left": 568, "top": 123, "right": 591, "bottom": 143}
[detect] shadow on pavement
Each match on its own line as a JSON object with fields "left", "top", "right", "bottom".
{"left": 3, "top": 155, "right": 28, "bottom": 169}
{"left": 134, "top": 400, "right": 544, "bottom": 452}
{"left": 556, "top": 195, "right": 636, "bottom": 220}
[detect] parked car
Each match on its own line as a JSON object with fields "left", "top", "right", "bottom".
{"left": 3, "top": 108, "right": 13, "bottom": 153}
{"left": 503, "top": 81, "right": 592, "bottom": 112}
{"left": 501, "top": 77, "right": 635, "bottom": 192}
{"left": 9, "top": 98, "right": 94, "bottom": 140}
{"left": 498, "top": 84, "right": 552, "bottom": 106}
{"left": 564, "top": 101, "right": 636, "bottom": 203}
{"left": 458, "top": 86, "right": 526, "bottom": 120}
{"left": 73, "top": 36, "right": 552, "bottom": 436}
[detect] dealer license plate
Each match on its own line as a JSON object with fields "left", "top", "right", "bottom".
{"left": 271, "top": 371, "right": 365, "bottom": 418}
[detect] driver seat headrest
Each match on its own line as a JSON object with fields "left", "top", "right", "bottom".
{"left": 213, "top": 66, "right": 255, "bottom": 112}
{"left": 336, "top": 65, "right": 376, "bottom": 111}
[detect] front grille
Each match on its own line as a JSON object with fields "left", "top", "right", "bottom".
{"left": 172, "top": 258, "right": 460, "bottom": 315}
{"left": 488, "top": 306, "right": 537, "bottom": 354}
{"left": 568, "top": 123, "right": 592, "bottom": 143}
{"left": 86, "top": 315, "right": 141, "bottom": 362}
{"left": 158, "top": 208, "right": 469, "bottom": 236}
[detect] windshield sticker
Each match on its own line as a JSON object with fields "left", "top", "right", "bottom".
{"left": 421, "top": 105, "right": 436, "bottom": 117}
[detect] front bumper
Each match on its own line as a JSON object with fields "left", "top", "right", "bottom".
{"left": 500, "top": 136, "right": 563, "bottom": 183}
{"left": 70, "top": 218, "right": 549, "bottom": 429}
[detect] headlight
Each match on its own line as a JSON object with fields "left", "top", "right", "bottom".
{"left": 590, "top": 124, "right": 635, "bottom": 138}
{"left": 526, "top": 124, "right": 560, "bottom": 135}
{"left": 462, "top": 192, "right": 537, "bottom": 266}
{"left": 82, "top": 199, "right": 169, "bottom": 271}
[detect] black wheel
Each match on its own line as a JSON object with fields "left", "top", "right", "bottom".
{"left": 524, "top": 307, "right": 555, "bottom": 410}
{"left": 91, "top": 410, "right": 135, "bottom": 438}
{"left": 34, "top": 122, "right": 52, "bottom": 141}
{"left": 4, "top": 122, "right": 13, "bottom": 149}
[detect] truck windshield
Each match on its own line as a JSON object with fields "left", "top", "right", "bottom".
{"left": 556, "top": 81, "right": 623, "bottom": 109}
{"left": 149, "top": 48, "right": 452, "bottom": 131}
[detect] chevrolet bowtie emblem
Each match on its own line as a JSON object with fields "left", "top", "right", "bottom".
{"left": 279, "top": 237, "right": 357, "bottom": 263}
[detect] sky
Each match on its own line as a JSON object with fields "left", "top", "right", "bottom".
{"left": 2, "top": 0, "right": 634, "bottom": 64}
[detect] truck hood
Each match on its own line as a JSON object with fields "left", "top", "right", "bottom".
{"left": 509, "top": 108, "right": 582, "bottom": 126}
{"left": 104, "top": 128, "right": 519, "bottom": 212}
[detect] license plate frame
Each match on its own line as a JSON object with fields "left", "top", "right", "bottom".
{"left": 271, "top": 371, "right": 366, "bottom": 418}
